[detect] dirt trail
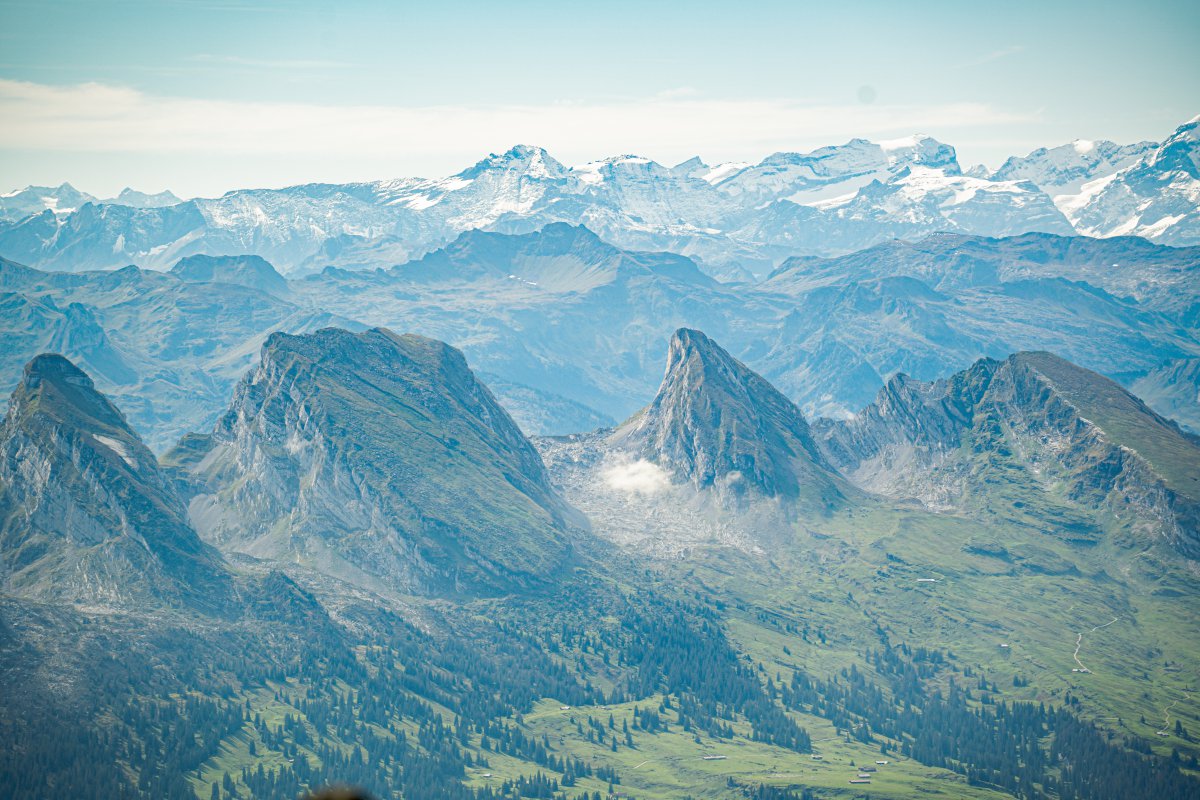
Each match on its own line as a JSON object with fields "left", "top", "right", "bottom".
{"left": 1157, "top": 693, "right": 1191, "bottom": 736}
{"left": 1072, "top": 617, "right": 1119, "bottom": 673}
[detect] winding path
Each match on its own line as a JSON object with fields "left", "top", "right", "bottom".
{"left": 1157, "top": 693, "right": 1191, "bottom": 736}
{"left": 1072, "top": 617, "right": 1119, "bottom": 673}
{"left": 1072, "top": 633, "right": 1086, "bottom": 671}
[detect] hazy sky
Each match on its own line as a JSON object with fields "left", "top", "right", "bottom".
{"left": 1, "top": 0, "right": 1197, "bottom": 198}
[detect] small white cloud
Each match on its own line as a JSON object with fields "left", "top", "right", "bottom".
{"left": 602, "top": 459, "right": 670, "bottom": 495}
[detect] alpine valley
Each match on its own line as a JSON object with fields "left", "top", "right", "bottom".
{"left": 2, "top": 119, "right": 1200, "bottom": 800}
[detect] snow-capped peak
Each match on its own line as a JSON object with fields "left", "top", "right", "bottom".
{"left": 5, "top": 114, "right": 1199, "bottom": 279}
{"left": 672, "top": 156, "right": 707, "bottom": 171}
{"left": 878, "top": 133, "right": 931, "bottom": 151}
{"left": 570, "top": 155, "right": 666, "bottom": 186}
{"left": 458, "top": 145, "right": 566, "bottom": 180}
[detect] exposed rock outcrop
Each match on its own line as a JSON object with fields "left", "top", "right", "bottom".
{"left": 816, "top": 352, "right": 1200, "bottom": 555}
{"left": 168, "top": 327, "right": 575, "bottom": 596}
{"left": 0, "top": 354, "right": 230, "bottom": 609}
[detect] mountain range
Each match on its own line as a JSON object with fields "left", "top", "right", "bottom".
{"left": 2, "top": 117, "right": 1200, "bottom": 800}
{"left": 2, "top": 223, "right": 1197, "bottom": 450}
{"left": 1, "top": 116, "right": 1197, "bottom": 279}
{"left": 1, "top": 309, "right": 1198, "bottom": 798}
{"left": 0, "top": 183, "right": 183, "bottom": 222}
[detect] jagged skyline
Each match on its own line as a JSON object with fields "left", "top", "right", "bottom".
{"left": 0, "top": 0, "right": 1196, "bottom": 196}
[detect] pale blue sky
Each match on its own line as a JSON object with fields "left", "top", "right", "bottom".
{"left": 0, "top": 0, "right": 1197, "bottom": 197}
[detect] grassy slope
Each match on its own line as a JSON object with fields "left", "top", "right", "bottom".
{"left": 694, "top": 505, "right": 1200, "bottom": 763}
{"left": 193, "top": 686, "right": 1012, "bottom": 800}
{"left": 182, "top": 497, "right": 1199, "bottom": 799}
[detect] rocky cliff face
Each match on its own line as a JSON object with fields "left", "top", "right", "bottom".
{"left": 170, "top": 327, "right": 574, "bottom": 596}
{"left": 1067, "top": 116, "right": 1200, "bottom": 245}
{"left": 611, "top": 328, "right": 846, "bottom": 508}
{"left": 816, "top": 352, "right": 1200, "bottom": 555}
{"left": 0, "top": 354, "right": 230, "bottom": 609}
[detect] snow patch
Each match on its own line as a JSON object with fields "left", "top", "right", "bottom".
{"left": 879, "top": 134, "right": 928, "bottom": 151}
{"left": 93, "top": 434, "right": 137, "bottom": 468}
{"left": 1054, "top": 172, "right": 1119, "bottom": 220}
{"left": 701, "top": 162, "right": 750, "bottom": 185}
{"left": 1137, "top": 213, "right": 1186, "bottom": 238}
{"left": 40, "top": 195, "right": 75, "bottom": 215}
{"left": 572, "top": 162, "right": 605, "bottom": 185}
{"left": 405, "top": 195, "right": 439, "bottom": 210}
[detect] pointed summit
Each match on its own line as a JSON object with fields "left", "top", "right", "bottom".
{"left": 1147, "top": 115, "right": 1200, "bottom": 177}
{"left": 16, "top": 353, "right": 128, "bottom": 429}
{"left": 612, "top": 329, "right": 845, "bottom": 505}
{"left": 0, "top": 355, "right": 229, "bottom": 609}
{"left": 458, "top": 144, "right": 567, "bottom": 180}
{"left": 670, "top": 156, "right": 709, "bottom": 179}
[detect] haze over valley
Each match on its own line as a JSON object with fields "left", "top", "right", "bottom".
{"left": 2, "top": 2, "right": 1199, "bottom": 799}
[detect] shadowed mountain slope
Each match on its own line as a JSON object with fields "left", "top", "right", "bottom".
{"left": 0, "top": 354, "right": 231, "bottom": 609}
{"left": 169, "top": 327, "right": 576, "bottom": 596}
{"left": 816, "top": 352, "right": 1200, "bottom": 555}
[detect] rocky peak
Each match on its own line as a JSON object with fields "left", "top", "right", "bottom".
{"left": 394, "top": 223, "right": 652, "bottom": 290}
{"left": 989, "top": 139, "right": 1156, "bottom": 193}
{"left": 458, "top": 144, "right": 568, "bottom": 180}
{"left": 669, "top": 156, "right": 708, "bottom": 178}
{"left": 0, "top": 354, "right": 229, "bottom": 609}
{"left": 15, "top": 354, "right": 130, "bottom": 431}
{"left": 816, "top": 351, "right": 1200, "bottom": 553}
{"left": 109, "top": 188, "right": 183, "bottom": 208}
{"left": 513, "top": 221, "right": 606, "bottom": 253}
{"left": 612, "top": 328, "right": 844, "bottom": 504}
{"left": 174, "top": 327, "right": 573, "bottom": 596}
{"left": 1146, "top": 116, "right": 1200, "bottom": 178}
{"left": 880, "top": 134, "right": 961, "bottom": 175}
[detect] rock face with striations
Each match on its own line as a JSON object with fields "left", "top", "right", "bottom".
{"left": 169, "top": 327, "right": 574, "bottom": 596}
{"left": 816, "top": 352, "right": 1200, "bottom": 555}
{"left": 611, "top": 328, "right": 847, "bottom": 508}
{"left": 0, "top": 354, "right": 230, "bottom": 609}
